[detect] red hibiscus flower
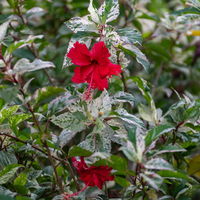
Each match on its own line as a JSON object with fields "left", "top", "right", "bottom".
{"left": 67, "top": 41, "right": 122, "bottom": 91}
{"left": 64, "top": 157, "right": 114, "bottom": 200}
{"left": 72, "top": 157, "right": 114, "bottom": 189}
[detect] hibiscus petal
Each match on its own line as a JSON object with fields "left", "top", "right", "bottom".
{"left": 98, "top": 61, "right": 121, "bottom": 78}
{"left": 90, "top": 41, "right": 110, "bottom": 64}
{"left": 80, "top": 64, "right": 93, "bottom": 81}
{"left": 72, "top": 67, "right": 84, "bottom": 83}
{"left": 97, "top": 64, "right": 110, "bottom": 78}
{"left": 108, "top": 62, "right": 122, "bottom": 76}
{"left": 93, "top": 174, "right": 103, "bottom": 189}
{"left": 96, "top": 78, "right": 108, "bottom": 91}
{"left": 92, "top": 70, "right": 108, "bottom": 90}
{"left": 67, "top": 42, "right": 91, "bottom": 66}
{"left": 80, "top": 173, "right": 91, "bottom": 185}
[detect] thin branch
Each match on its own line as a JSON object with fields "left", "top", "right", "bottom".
{"left": 152, "top": 65, "right": 163, "bottom": 96}
{"left": 172, "top": 121, "right": 185, "bottom": 145}
{"left": 43, "top": 69, "right": 56, "bottom": 86}
{"left": 15, "top": 0, "right": 26, "bottom": 25}
{"left": 43, "top": 141, "right": 64, "bottom": 193}
{"left": 0, "top": 133, "right": 57, "bottom": 160}
{"left": 116, "top": 51, "right": 128, "bottom": 92}
{"left": 121, "top": 72, "right": 128, "bottom": 92}
{"left": 19, "top": 87, "right": 43, "bottom": 134}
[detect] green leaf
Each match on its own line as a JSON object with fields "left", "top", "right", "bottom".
{"left": 0, "top": 185, "right": 16, "bottom": 197}
{"left": 145, "top": 124, "right": 175, "bottom": 146}
{"left": 110, "top": 155, "right": 128, "bottom": 171}
{"left": 0, "top": 87, "right": 18, "bottom": 103}
{"left": 116, "top": 27, "right": 142, "bottom": 45}
{"left": 6, "top": 35, "right": 43, "bottom": 54}
{"left": 119, "top": 44, "right": 150, "bottom": 71}
{"left": 100, "top": 0, "right": 119, "bottom": 23}
{"left": 71, "top": 31, "right": 99, "bottom": 38}
{"left": 12, "top": 58, "right": 55, "bottom": 75}
{"left": 0, "top": 152, "right": 17, "bottom": 169}
{"left": 34, "top": 86, "right": 65, "bottom": 105}
{"left": 88, "top": 0, "right": 100, "bottom": 23}
{"left": 25, "top": 7, "right": 45, "bottom": 18}
{"left": 0, "top": 164, "right": 22, "bottom": 185}
{"left": 97, "top": 132, "right": 112, "bottom": 153}
{"left": 131, "top": 77, "right": 158, "bottom": 124}
{"left": 141, "top": 172, "right": 163, "bottom": 191}
{"left": 79, "top": 121, "right": 112, "bottom": 153}
{"left": 172, "top": 7, "right": 200, "bottom": 15}
{"left": 13, "top": 48, "right": 35, "bottom": 60}
{"left": 87, "top": 90, "right": 112, "bottom": 119}
{"left": 159, "top": 196, "right": 173, "bottom": 200}
{"left": 9, "top": 114, "right": 31, "bottom": 127}
{"left": 0, "top": 99, "right": 5, "bottom": 111}
{"left": 14, "top": 173, "right": 28, "bottom": 195}
{"left": 187, "top": 0, "right": 200, "bottom": 10}
{"left": 0, "top": 194, "right": 15, "bottom": 200}
{"left": 0, "top": 105, "right": 19, "bottom": 123}
{"left": 120, "top": 145, "right": 138, "bottom": 162}
{"left": 120, "top": 132, "right": 145, "bottom": 163}
{"left": 16, "top": 197, "right": 31, "bottom": 200}
{"left": 48, "top": 92, "right": 78, "bottom": 116}
{"left": 158, "top": 170, "right": 195, "bottom": 182}
{"left": 165, "top": 100, "right": 186, "bottom": 123}
{"left": 78, "top": 187, "right": 104, "bottom": 199}
{"left": 185, "top": 123, "right": 200, "bottom": 132}
{"left": 132, "top": 77, "right": 158, "bottom": 125}
{"left": 131, "top": 77, "right": 151, "bottom": 103}
{"left": 6, "top": 0, "right": 17, "bottom": 8}
{"left": 58, "top": 130, "right": 77, "bottom": 148}
{"left": 65, "top": 16, "right": 98, "bottom": 33}
{"left": 145, "top": 158, "right": 173, "bottom": 170}
{"left": 79, "top": 131, "right": 112, "bottom": 153}
{"left": 51, "top": 111, "right": 87, "bottom": 133}
{"left": 115, "top": 176, "right": 130, "bottom": 187}
{"left": 138, "top": 104, "right": 156, "bottom": 123}
{"left": 68, "top": 146, "right": 92, "bottom": 157}
{"left": 14, "top": 173, "right": 27, "bottom": 186}
{"left": 113, "top": 91, "right": 135, "bottom": 106}
{"left": 144, "top": 42, "right": 171, "bottom": 61}
{"left": 184, "top": 105, "right": 200, "bottom": 121}
{"left": 154, "top": 144, "right": 186, "bottom": 156}
{"left": 125, "top": 124, "right": 137, "bottom": 147}
{"left": 22, "top": 78, "right": 34, "bottom": 94}
{"left": 0, "top": 21, "right": 10, "bottom": 42}
{"left": 116, "top": 108, "right": 145, "bottom": 129}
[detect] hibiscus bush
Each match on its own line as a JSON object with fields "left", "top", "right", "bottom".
{"left": 1, "top": 0, "right": 200, "bottom": 199}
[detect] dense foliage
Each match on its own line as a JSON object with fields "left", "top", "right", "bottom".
{"left": 1, "top": 0, "right": 200, "bottom": 199}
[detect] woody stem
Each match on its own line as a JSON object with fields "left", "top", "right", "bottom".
{"left": 121, "top": 72, "right": 128, "bottom": 92}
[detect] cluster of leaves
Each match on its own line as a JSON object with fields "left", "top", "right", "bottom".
{"left": 1, "top": 0, "right": 200, "bottom": 199}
